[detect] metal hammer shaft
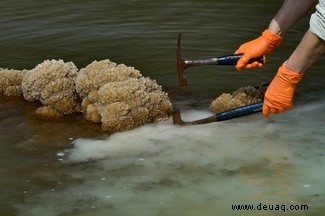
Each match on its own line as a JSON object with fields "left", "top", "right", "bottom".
{"left": 177, "top": 33, "right": 265, "bottom": 86}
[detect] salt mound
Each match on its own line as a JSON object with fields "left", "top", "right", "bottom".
{"left": 1, "top": 59, "right": 173, "bottom": 132}
{"left": 21, "top": 59, "right": 81, "bottom": 116}
{"left": 75, "top": 59, "right": 173, "bottom": 132}
{"left": 0, "top": 68, "right": 27, "bottom": 97}
{"left": 210, "top": 85, "right": 267, "bottom": 113}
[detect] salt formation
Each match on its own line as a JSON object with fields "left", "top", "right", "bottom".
{"left": 0, "top": 59, "right": 172, "bottom": 132}
{"left": 1, "top": 58, "right": 268, "bottom": 131}
{"left": 0, "top": 68, "right": 27, "bottom": 97}
{"left": 21, "top": 59, "right": 80, "bottom": 118}
{"left": 210, "top": 85, "right": 267, "bottom": 113}
{"left": 75, "top": 59, "right": 173, "bottom": 131}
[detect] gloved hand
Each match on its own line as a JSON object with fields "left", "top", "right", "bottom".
{"left": 235, "top": 29, "right": 282, "bottom": 70}
{"left": 263, "top": 64, "right": 303, "bottom": 117}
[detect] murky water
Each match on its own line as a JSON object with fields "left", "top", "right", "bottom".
{"left": 1, "top": 0, "right": 324, "bottom": 215}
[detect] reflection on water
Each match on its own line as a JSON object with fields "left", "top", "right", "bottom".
{"left": 0, "top": 0, "right": 324, "bottom": 215}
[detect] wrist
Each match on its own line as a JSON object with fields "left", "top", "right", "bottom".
{"left": 268, "top": 19, "right": 284, "bottom": 36}
{"left": 262, "top": 29, "right": 283, "bottom": 46}
{"left": 279, "top": 63, "right": 304, "bottom": 84}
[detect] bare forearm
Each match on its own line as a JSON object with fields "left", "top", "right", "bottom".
{"left": 268, "top": 0, "right": 316, "bottom": 36}
{"left": 286, "top": 29, "right": 325, "bottom": 73}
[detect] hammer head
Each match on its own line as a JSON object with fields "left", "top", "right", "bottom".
{"left": 177, "top": 33, "right": 188, "bottom": 86}
{"left": 172, "top": 109, "right": 186, "bottom": 125}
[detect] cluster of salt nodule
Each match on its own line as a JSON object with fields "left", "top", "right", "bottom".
{"left": 0, "top": 68, "right": 28, "bottom": 97}
{"left": 0, "top": 59, "right": 173, "bottom": 132}
{"left": 210, "top": 85, "right": 268, "bottom": 113}
{"left": 75, "top": 60, "right": 172, "bottom": 132}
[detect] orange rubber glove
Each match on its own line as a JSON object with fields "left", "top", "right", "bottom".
{"left": 263, "top": 64, "right": 303, "bottom": 117}
{"left": 235, "top": 29, "right": 282, "bottom": 70}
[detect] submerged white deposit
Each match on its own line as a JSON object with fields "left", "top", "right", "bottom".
{"left": 16, "top": 93, "right": 325, "bottom": 216}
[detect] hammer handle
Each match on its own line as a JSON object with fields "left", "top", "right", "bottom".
{"left": 216, "top": 101, "right": 263, "bottom": 121}
{"left": 218, "top": 54, "right": 265, "bottom": 65}
{"left": 184, "top": 54, "right": 265, "bottom": 67}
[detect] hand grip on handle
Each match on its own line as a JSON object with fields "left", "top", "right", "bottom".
{"left": 217, "top": 54, "right": 265, "bottom": 65}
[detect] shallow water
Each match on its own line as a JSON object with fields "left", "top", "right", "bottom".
{"left": 1, "top": 0, "right": 324, "bottom": 216}
{"left": 2, "top": 93, "right": 324, "bottom": 216}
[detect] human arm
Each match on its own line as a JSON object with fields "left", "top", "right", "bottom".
{"left": 268, "top": 0, "right": 316, "bottom": 36}
{"left": 263, "top": 29, "right": 325, "bottom": 117}
{"left": 235, "top": 0, "right": 316, "bottom": 70}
